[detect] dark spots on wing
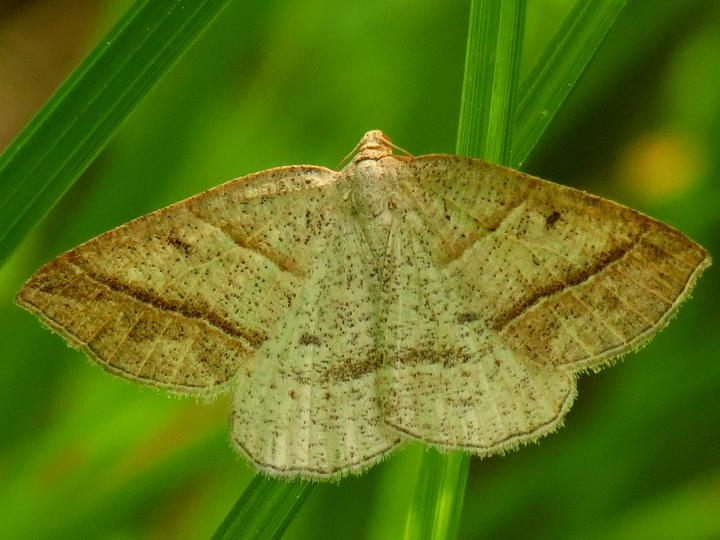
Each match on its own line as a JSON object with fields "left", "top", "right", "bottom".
{"left": 324, "top": 353, "right": 383, "bottom": 383}
{"left": 197, "top": 350, "right": 211, "bottom": 364}
{"left": 457, "top": 312, "right": 479, "bottom": 324}
{"left": 322, "top": 346, "right": 486, "bottom": 383}
{"left": 395, "top": 347, "right": 473, "bottom": 368}
{"left": 545, "top": 211, "right": 561, "bottom": 229}
{"left": 168, "top": 233, "right": 193, "bottom": 255}
{"left": 298, "top": 333, "right": 322, "bottom": 346}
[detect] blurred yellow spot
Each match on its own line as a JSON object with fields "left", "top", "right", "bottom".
{"left": 618, "top": 131, "right": 704, "bottom": 202}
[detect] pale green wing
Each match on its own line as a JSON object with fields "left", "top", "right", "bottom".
{"left": 16, "top": 165, "right": 339, "bottom": 396}
{"left": 231, "top": 209, "right": 402, "bottom": 479}
{"left": 378, "top": 207, "right": 575, "bottom": 452}
{"left": 377, "top": 155, "right": 709, "bottom": 452}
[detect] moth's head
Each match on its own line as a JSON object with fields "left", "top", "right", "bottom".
{"left": 359, "top": 130, "right": 392, "bottom": 150}
{"left": 353, "top": 130, "right": 394, "bottom": 162}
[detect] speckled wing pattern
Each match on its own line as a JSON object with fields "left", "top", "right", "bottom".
{"left": 378, "top": 155, "right": 709, "bottom": 453}
{"left": 232, "top": 209, "right": 402, "bottom": 476}
{"left": 16, "top": 165, "right": 340, "bottom": 395}
{"left": 17, "top": 131, "right": 710, "bottom": 480}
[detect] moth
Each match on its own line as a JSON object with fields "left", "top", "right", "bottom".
{"left": 17, "top": 131, "right": 710, "bottom": 479}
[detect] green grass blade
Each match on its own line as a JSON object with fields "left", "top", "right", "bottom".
{"left": 457, "top": 0, "right": 526, "bottom": 162}
{"left": 404, "top": 0, "right": 630, "bottom": 536}
{"left": 402, "top": 449, "right": 470, "bottom": 540}
{"left": 212, "top": 477, "right": 314, "bottom": 540}
{"left": 0, "top": 0, "right": 233, "bottom": 268}
{"left": 404, "top": 2, "right": 526, "bottom": 539}
{"left": 512, "top": 0, "right": 627, "bottom": 167}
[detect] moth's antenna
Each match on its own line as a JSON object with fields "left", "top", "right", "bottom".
{"left": 338, "top": 139, "right": 362, "bottom": 168}
{"left": 387, "top": 139, "right": 412, "bottom": 157}
{"left": 337, "top": 131, "right": 413, "bottom": 168}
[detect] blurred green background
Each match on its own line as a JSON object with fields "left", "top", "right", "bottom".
{"left": 1, "top": 0, "right": 718, "bottom": 538}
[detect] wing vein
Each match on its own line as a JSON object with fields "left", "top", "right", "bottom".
{"left": 69, "top": 259, "right": 265, "bottom": 347}
{"left": 490, "top": 232, "right": 644, "bottom": 331}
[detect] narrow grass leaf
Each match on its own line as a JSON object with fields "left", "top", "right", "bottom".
{"left": 402, "top": 449, "right": 471, "bottom": 540}
{"left": 404, "top": 2, "right": 525, "bottom": 539}
{"left": 403, "top": 0, "right": 629, "bottom": 537}
{"left": 212, "top": 477, "right": 313, "bottom": 540}
{"left": 457, "top": 0, "right": 526, "bottom": 163}
{"left": 0, "top": 0, "right": 233, "bottom": 268}
{"left": 512, "top": 0, "right": 627, "bottom": 167}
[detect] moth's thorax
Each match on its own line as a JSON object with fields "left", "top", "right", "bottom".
{"left": 345, "top": 156, "right": 403, "bottom": 221}
{"left": 343, "top": 130, "right": 403, "bottom": 220}
{"left": 343, "top": 136, "right": 404, "bottom": 257}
